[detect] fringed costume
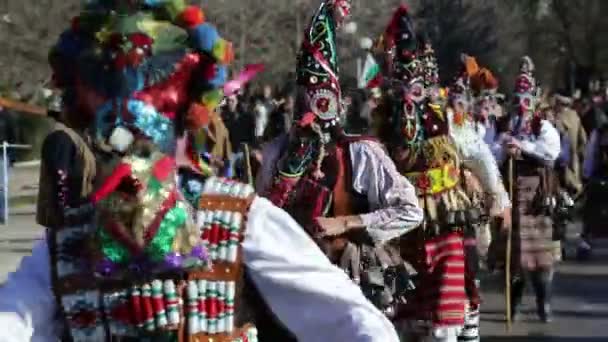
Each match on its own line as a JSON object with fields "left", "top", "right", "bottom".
{"left": 492, "top": 57, "right": 561, "bottom": 323}
{"left": 257, "top": 0, "right": 423, "bottom": 320}
{"left": 0, "top": 1, "right": 402, "bottom": 341}
{"left": 375, "top": 6, "right": 509, "bottom": 341}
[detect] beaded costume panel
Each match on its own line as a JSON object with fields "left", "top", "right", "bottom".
{"left": 50, "top": 177, "right": 258, "bottom": 342}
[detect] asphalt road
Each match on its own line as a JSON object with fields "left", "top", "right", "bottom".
{"left": 0, "top": 216, "right": 607, "bottom": 341}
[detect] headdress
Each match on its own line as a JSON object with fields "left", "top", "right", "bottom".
{"left": 295, "top": 0, "right": 351, "bottom": 127}
{"left": 449, "top": 54, "right": 479, "bottom": 106}
{"left": 418, "top": 35, "right": 439, "bottom": 89}
{"left": 380, "top": 5, "right": 420, "bottom": 83}
{"left": 513, "top": 55, "right": 540, "bottom": 115}
{"left": 50, "top": 0, "right": 234, "bottom": 152}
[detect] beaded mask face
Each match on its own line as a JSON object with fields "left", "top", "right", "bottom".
{"left": 475, "top": 92, "right": 499, "bottom": 121}
{"left": 449, "top": 78, "right": 471, "bottom": 115}
{"left": 296, "top": 0, "right": 348, "bottom": 127}
{"left": 512, "top": 56, "right": 539, "bottom": 116}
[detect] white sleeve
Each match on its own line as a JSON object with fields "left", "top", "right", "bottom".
{"left": 349, "top": 141, "right": 423, "bottom": 244}
{"left": 519, "top": 120, "right": 561, "bottom": 165}
{"left": 0, "top": 240, "right": 58, "bottom": 342}
{"left": 242, "top": 197, "right": 400, "bottom": 342}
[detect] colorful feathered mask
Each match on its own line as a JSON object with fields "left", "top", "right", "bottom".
{"left": 50, "top": 0, "right": 234, "bottom": 152}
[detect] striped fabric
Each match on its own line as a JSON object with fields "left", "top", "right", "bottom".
{"left": 426, "top": 232, "right": 467, "bottom": 326}
{"left": 418, "top": 232, "right": 468, "bottom": 327}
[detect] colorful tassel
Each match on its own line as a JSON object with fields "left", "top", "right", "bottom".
{"left": 163, "top": 280, "right": 180, "bottom": 326}
{"left": 217, "top": 281, "right": 226, "bottom": 333}
{"left": 141, "top": 284, "right": 155, "bottom": 331}
{"left": 218, "top": 211, "right": 230, "bottom": 261}
{"left": 187, "top": 280, "right": 200, "bottom": 334}
{"left": 197, "top": 279, "right": 208, "bottom": 333}
{"left": 227, "top": 213, "right": 241, "bottom": 263}
{"left": 151, "top": 280, "right": 168, "bottom": 328}
{"left": 130, "top": 286, "right": 144, "bottom": 328}
{"left": 210, "top": 212, "right": 221, "bottom": 260}
{"left": 225, "top": 281, "right": 236, "bottom": 333}
{"left": 206, "top": 281, "right": 218, "bottom": 334}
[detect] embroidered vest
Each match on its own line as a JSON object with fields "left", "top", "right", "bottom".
{"left": 50, "top": 176, "right": 258, "bottom": 342}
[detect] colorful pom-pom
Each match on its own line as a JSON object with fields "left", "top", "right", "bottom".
{"left": 201, "top": 89, "right": 223, "bottom": 111}
{"left": 179, "top": 6, "right": 205, "bottom": 29}
{"left": 207, "top": 65, "right": 228, "bottom": 88}
{"left": 212, "top": 40, "right": 234, "bottom": 65}
{"left": 189, "top": 23, "right": 220, "bottom": 54}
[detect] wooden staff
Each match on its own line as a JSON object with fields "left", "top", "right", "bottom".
{"left": 0, "top": 97, "right": 47, "bottom": 116}
{"left": 243, "top": 143, "right": 253, "bottom": 186}
{"left": 505, "top": 157, "right": 514, "bottom": 332}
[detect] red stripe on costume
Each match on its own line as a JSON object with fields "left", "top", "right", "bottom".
{"left": 143, "top": 190, "right": 178, "bottom": 244}
{"left": 92, "top": 163, "right": 133, "bottom": 203}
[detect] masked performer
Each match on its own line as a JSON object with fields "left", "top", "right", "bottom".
{"left": 37, "top": 92, "right": 97, "bottom": 232}
{"left": 0, "top": 2, "right": 400, "bottom": 341}
{"left": 493, "top": 56, "right": 561, "bottom": 323}
{"left": 374, "top": 6, "right": 510, "bottom": 341}
{"left": 256, "top": 0, "right": 423, "bottom": 319}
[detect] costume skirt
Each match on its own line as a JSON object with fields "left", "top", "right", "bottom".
{"left": 513, "top": 174, "right": 554, "bottom": 272}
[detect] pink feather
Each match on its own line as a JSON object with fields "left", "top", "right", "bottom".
{"left": 223, "top": 63, "right": 265, "bottom": 96}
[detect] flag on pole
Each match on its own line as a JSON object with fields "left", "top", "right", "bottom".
{"left": 358, "top": 53, "right": 382, "bottom": 89}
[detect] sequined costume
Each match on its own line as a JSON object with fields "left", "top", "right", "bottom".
{"left": 492, "top": 57, "right": 561, "bottom": 323}
{"left": 257, "top": 0, "right": 423, "bottom": 318}
{"left": 0, "top": 1, "right": 402, "bottom": 341}
{"left": 447, "top": 55, "right": 509, "bottom": 342}
{"left": 374, "top": 6, "right": 509, "bottom": 341}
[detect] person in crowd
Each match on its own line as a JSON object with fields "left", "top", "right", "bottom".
{"left": 0, "top": 2, "right": 401, "bottom": 342}
{"left": 579, "top": 122, "right": 608, "bottom": 259}
{"left": 494, "top": 56, "right": 561, "bottom": 323}
{"left": 580, "top": 92, "right": 607, "bottom": 136}
{"left": 257, "top": 1, "right": 424, "bottom": 333}
{"left": 253, "top": 97, "right": 270, "bottom": 144}
{"left": 36, "top": 92, "right": 97, "bottom": 233}
{"left": 372, "top": 9, "right": 510, "bottom": 341}
{"left": 264, "top": 94, "right": 294, "bottom": 141}
{"left": 553, "top": 92, "right": 587, "bottom": 196}
{"left": 222, "top": 94, "right": 256, "bottom": 150}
